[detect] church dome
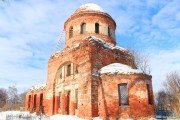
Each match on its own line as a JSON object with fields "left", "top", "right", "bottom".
{"left": 74, "top": 3, "right": 105, "bottom": 14}
{"left": 64, "top": 3, "right": 116, "bottom": 47}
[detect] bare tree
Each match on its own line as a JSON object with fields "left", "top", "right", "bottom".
{"left": 164, "top": 71, "right": 180, "bottom": 117}
{"left": 0, "top": 88, "right": 7, "bottom": 108}
{"left": 7, "top": 85, "right": 19, "bottom": 104}
{"left": 127, "top": 47, "right": 151, "bottom": 74}
{"left": 155, "top": 91, "right": 168, "bottom": 110}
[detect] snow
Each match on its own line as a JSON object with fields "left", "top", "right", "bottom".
{"left": 29, "top": 83, "right": 46, "bottom": 91}
{"left": 0, "top": 111, "right": 34, "bottom": 120}
{"left": 75, "top": 3, "right": 104, "bottom": 13}
{"left": 0, "top": 111, "right": 98, "bottom": 120}
{"left": 99, "top": 63, "right": 143, "bottom": 75}
{"left": 52, "top": 36, "right": 128, "bottom": 58}
{"left": 0, "top": 111, "right": 157, "bottom": 120}
{"left": 84, "top": 36, "right": 128, "bottom": 52}
{"left": 50, "top": 114, "right": 85, "bottom": 120}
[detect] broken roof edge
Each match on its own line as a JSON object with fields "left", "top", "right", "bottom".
{"left": 82, "top": 36, "right": 129, "bottom": 52}
{"left": 51, "top": 35, "right": 129, "bottom": 58}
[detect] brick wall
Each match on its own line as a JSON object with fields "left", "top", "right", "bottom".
{"left": 64, "top": 13, "right": 116, "bottom": 47}
{"left": 98, "top": 74, "right": 155, "bottom": 119}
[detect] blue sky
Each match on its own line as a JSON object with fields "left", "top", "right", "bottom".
{"left": 0, "top": 0, "right": 180, "bottom": 93}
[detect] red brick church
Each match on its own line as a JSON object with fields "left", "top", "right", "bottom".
{"left": 25, "top": 3, "right": 155, "bottom": 120}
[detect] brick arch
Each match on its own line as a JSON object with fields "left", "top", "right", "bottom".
{"left": 54, "top": 61, "right": 71, "bottom": 83}
{"left": 54, "top": 61, "right": 79, "bottom": 84}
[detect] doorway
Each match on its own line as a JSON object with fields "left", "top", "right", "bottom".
{"left": 40, "top": 93, "right": 44, "bottom": 113}
{"left": 33, "top": 94, "right": 37, "bottom": 111}
{"left": 67, "top": 91, "right": 71, "bottom": 115}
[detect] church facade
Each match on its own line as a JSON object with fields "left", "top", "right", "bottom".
{"left": 25, "top": 3, "right": 155, "bottom": 120}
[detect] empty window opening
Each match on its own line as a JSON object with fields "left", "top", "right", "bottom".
{"left": 69, "top": 26, "right": 73, "bottom": 38}
{"left": 81, "top": 23, "right": 86, "bottom": 34}
{"left": 74, "top": 65, "right": 78, "bottom": 74}
{"left": 59, "top": 92, "right": 61, "bottom": 108}
{"left": 66, "top": 64, "right": 71, "bottom": 76}
{"left": 75, "top": 89, "right": 78, "bottom": 109}
{"left": 59, "top": 68, "right": 62, "bottom": 79}
{"left": 28, "top": 95, "right": 31, "bottom": 108}
{"left": 147, "top": 84, "right": 153, "bottom": 105}
{"left": 118, "top": 84, "right": 129, "bottom": 106}
{"left": 108, "top": 26, "right": 111, "bottom": 37}
{"left": 95, "top": 23, "right": 99, "bottom": 34}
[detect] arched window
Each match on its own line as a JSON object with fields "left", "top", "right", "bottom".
{"left": 69, "top": 26, "right": 73, "bottom": 38}
{"left": 95, "top": 23, "right": 99, "bottom": 34}
{"left": 80, "top": 23, "right": 86, "bottom": 34}
{"left": 108, "top": 26, "right": 111, "bottom": 37}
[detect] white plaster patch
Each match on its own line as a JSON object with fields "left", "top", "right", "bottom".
{"left": 65, "top": 85, "right": 71, "bottom": 90}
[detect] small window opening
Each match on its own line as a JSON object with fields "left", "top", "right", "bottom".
{"left": 108, "top": 26, "right": 111, "bottom": 37}
{"left": 118, "top": 83, "right": 129, "bottom": 106}
{"left": 69, "top": 26, "right": 73, "bottom": 38}
{"left": 95, "top": 23, "right": 99, "bottom": 34}
{"left": 66, "top": 64, "right": 71, "bottom": 76}
{"left": 81, "top": 23, "right": 86, "bottom": 34}
{"left": 59, "top": 68, "right": 62, "bottom": 79}
{"left": 74, "top": 65, "right": 78, "bottom": 74}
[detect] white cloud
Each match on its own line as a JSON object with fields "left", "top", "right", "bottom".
{"left": 152, "top": 0, "right": 180, "bottom": 37}
{"left": 149, "top": 46, "right": 180, "bottom": 92}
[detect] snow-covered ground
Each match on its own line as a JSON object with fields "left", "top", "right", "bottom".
{"left": 0, "top": 111, "right": 102, "bottom": 120}
{"left": 2, "top": 111, "right": 177, "bottom": 120}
